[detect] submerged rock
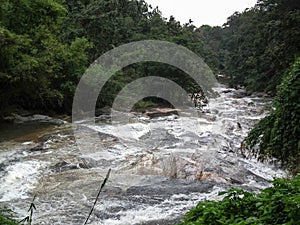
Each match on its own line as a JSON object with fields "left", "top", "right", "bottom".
{"left": 231, "top": 89, "right": 248, "bottom": 98}
{"left": 95, "top": 106, "right": 111, "bottom": 116}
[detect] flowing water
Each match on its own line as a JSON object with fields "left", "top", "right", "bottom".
{"left": 0, "top": 84, "right": 286, "bottom": 224}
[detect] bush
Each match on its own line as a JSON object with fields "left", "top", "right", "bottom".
{"left": 179, "top": 175, "right": 300, "bottom": 225}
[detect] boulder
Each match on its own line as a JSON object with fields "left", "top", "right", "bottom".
{"left": 50, "top": 160, "right": 89, "bottom": 172}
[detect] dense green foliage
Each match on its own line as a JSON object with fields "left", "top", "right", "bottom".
{"left": 64, "top": 0, "right": 207, "bottom": 108}
{"left": 243, "top": 57, "right": 300, "bottom": 173}
{"left": 0, "top": 0, "right": 91, "bottom": 113}
{"left": 180, "top": 175, "right": 300, "bottom": 225}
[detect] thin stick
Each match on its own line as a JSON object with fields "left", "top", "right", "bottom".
{"left": 83, "top": 168, "right": 111, "bottom": 225}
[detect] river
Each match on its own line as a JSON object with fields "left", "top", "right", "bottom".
{"left": 0, "top": 84, "right": 286, "bottom": 224}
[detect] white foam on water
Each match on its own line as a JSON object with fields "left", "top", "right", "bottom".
{"left": 90, "top": 186, "right": 225, "bottom": 225}
{"left": 86, "top": 122, "right": 151, "bottom": 141}
{"left": 239, "top": 157, "right": 287, "bottom": 181}
{"left": 0, "top": 160, "right": 47, "bottom": 202}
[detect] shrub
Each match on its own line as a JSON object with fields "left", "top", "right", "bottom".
{"left": 179, "top": 175, "right": 300, "bottom": 225}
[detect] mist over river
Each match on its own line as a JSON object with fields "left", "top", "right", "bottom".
{"left": 0, "top": 84, "right": 286, "bottom": 225}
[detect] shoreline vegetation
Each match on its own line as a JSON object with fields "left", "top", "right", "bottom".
{"left": 179, "top": 175, "right": 300, "bottom": 225}
{"left": 0, "top": 0, "right": 299, "bottom": 224}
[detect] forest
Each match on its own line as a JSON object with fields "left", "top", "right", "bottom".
{"left": 0, "top": 0, "right": 299, "bottom": 224}
{"left": 1, "top": 0, "right": 299, "bottom": 111}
